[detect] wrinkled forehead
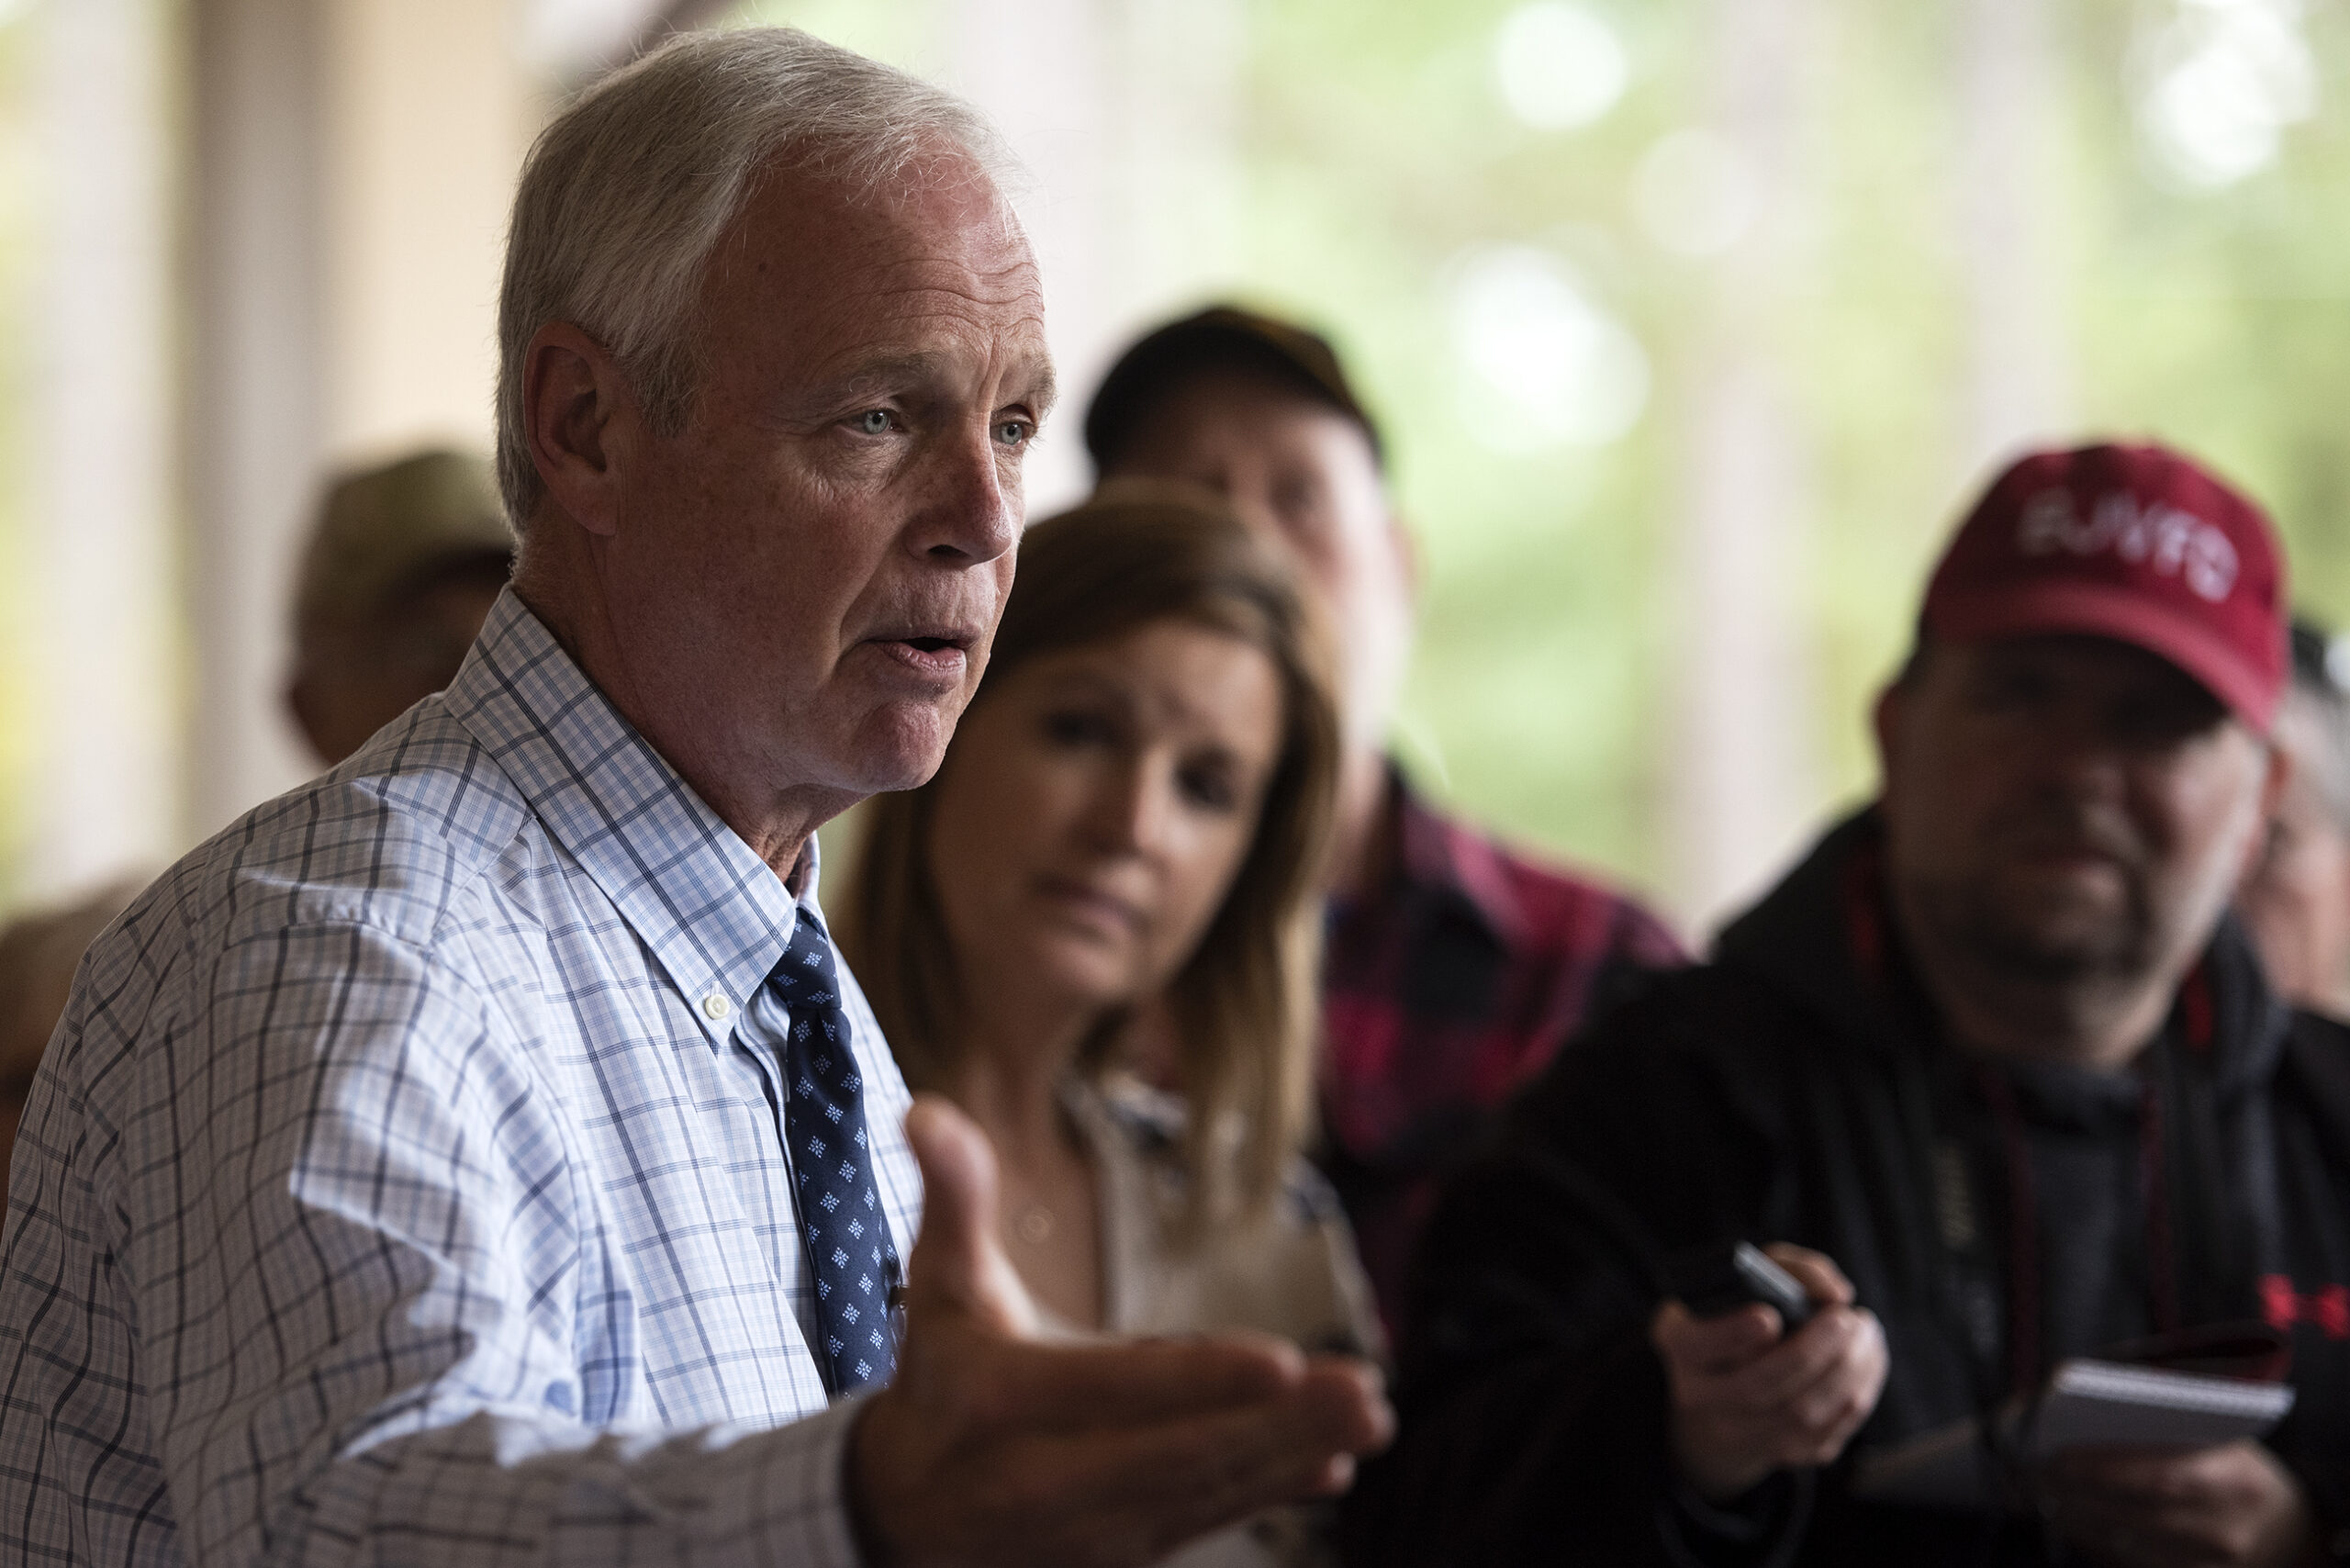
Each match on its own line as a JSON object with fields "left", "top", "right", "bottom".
{"left": 709, "top": 143, "right": 1041, "bottom": 323}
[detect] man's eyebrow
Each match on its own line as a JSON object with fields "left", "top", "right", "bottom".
{"left": 814, "top": 352, "right": 1058, "bottom": 414}
{"left": 822, "top": 352, "right": 953, "bottom": 398}
{"left": 1024, "top": 360, "right": 1060, "bottom": 419}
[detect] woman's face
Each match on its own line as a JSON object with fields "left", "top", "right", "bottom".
{"left": 925, "top": 617, "right": 1286, "bottom": 1019}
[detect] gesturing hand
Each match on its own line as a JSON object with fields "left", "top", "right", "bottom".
{"left": 2041, "top": 1440, "right": 2323, "bottom": 1568}
{"left": 1651, "top": 1243, "right": 1888, "bottom": 1504}
{"left": 849, "top": 1097, "right": 1394, "bottom": 1568}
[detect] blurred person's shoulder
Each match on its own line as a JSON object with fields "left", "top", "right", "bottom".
{"left": 1505, "top": 812, "right": 1894, "bottom": 1146}
{"left": 2281, "top": 1004, "right": 2350, "bottom": 1122}
{"left": 1505, "top": 953, "right": 1790, "bottom": 1111}
{"left": 1088, "top": 1073, "right": 1353, "bottom": 1230}
{"left": 1387, "top": 778, "right": 1685, "bottom": 971}
{"left": 1082, "top": 1073, "right": 1383, "bottom": 1360}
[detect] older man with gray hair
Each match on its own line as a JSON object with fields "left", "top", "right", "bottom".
{"left": 0, "top": 29, "right": 1388, "bottom": 1568}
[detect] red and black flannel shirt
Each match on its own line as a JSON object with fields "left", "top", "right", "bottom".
{"left": 1316, "top": 771, "right": 1685, "bottom": 1344}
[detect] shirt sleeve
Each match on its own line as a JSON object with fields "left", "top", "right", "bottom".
{"left": 65, "top": 915, "right": 869, "bottom": 1568}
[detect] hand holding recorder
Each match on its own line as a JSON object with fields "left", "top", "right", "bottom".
{"left": 1651, "top": 1242, "right": 1889, "bottom": 1504}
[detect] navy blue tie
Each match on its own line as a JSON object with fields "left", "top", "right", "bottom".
{"left": 766, "top": 912, "right": 901, "bottom": 1394}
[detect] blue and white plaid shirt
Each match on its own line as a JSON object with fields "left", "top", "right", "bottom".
{"left": 0, "top": 590, "right": 923, "bottom": 1566}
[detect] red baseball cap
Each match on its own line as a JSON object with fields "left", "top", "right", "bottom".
{"left": 1920, "top": 442, "right": 2288, "bottom": 730}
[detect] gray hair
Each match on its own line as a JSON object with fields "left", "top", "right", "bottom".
{"left": 495, "top": 28, "right": 1013, "bottom": 529}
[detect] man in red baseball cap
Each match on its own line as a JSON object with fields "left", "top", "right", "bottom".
{"left": 1359, "top": 442, "right": 2350, "bottom": 1567}
{"left": 1919, "top": 442, "right": 2286, "bottom": 726}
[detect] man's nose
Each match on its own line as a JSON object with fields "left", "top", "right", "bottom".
{"left": 909, "top": 423, "right": 1019, "bottom": 566}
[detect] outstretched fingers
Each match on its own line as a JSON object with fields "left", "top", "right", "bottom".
{"left": 867, "top": 1097, "right": 1394, "bottom": 1568}
{"left": 957, "top": 1329, "right": 1315, "bottom": 1432}
{"left": 1009, "top": 1358, "right": 1394, "bottom": 1556}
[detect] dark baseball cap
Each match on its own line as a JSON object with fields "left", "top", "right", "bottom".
{"left": 1920, "top": 442, "right": 2288, "bottom": 730}
{"left": 1084, "top": 305, "right": 1385, "bottom": 473}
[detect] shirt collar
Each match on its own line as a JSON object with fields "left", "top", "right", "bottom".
{"left": 444, "top": 588, "right": 804, "bottom": 1047}
{"left": 1383, "top": 766, "right": 1530, "bottom": 950}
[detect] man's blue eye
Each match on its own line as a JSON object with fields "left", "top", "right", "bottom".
{"left": 996, "top": 420, "right": 1030, "bottom": 447}
{"left": 857, "top": 409, "right": 890, "bottom": 435}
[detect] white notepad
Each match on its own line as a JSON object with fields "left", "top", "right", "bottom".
{"left": 1851, "top": 1359, "right": 2298, "bottom": 1512}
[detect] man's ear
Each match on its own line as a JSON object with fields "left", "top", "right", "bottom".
{"left": 523, "top": 321, "right": 643, "bottom": 540}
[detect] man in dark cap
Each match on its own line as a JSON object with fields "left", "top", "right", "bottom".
{"left": 1360, "top": 442, "right": 2350, "bottom": 1566}
{"left": 285, "top": 447, "right": 515, "bottom": 765}
{"left": 1087, "top": 307, "right": 1684, "bottom": 1338}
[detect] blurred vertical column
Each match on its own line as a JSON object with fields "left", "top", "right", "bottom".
{"left": 184, "top": 0, "right": 326, "bottom": 843}
{"left": 26, "top": 0, "right": 177, "bottom": 899}
{"left": 1958, "top": 0, "right": 2071, "bottom": 474}
{"left": 1108, "top": 0, "right": 1241, "bottom": 369}
{"left": 1667, "top": 0, "right": 1819, "bottom": 933}
{"left": 321, "top": 0, "right": 535, "bottom": 458}
{"left": 939, "top": 0, "right": 1113, "bottom": 515}
{"left": 937, "top": 0, "right": 1241, "bottom": 516}
{"left": 185, "top": 0, "right": 536, "bottom": 843}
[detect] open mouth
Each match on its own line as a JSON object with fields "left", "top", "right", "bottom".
{"left": 872, "top": 631, "right": 974, "bottom": 678}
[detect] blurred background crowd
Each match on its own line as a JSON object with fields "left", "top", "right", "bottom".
{"left": 0, "top": 0, "right": 2347, "bottom": 934}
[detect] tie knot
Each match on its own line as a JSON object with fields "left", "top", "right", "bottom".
{"left": 770, "top": 913, "right": 840, "bottom": 1008}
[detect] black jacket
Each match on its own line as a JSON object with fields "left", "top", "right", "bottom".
{"left": 1350, "top": 810, "right": 2350, "bottom": 1567}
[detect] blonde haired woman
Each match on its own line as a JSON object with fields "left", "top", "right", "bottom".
{"left": 840, "top": 486, "right": 1380, "bottom": 1564}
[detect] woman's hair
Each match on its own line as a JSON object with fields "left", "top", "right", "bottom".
{"left": 839, "top": 482, "right": 1341, "bottom": 1229}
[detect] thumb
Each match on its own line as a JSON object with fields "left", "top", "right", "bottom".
{"left": 902, "top": 1094, "right": 1039, "bottom": 1338}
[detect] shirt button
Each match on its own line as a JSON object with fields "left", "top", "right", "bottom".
{"left": 701, "top": 992, "right": 733, "bottom": 1021}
